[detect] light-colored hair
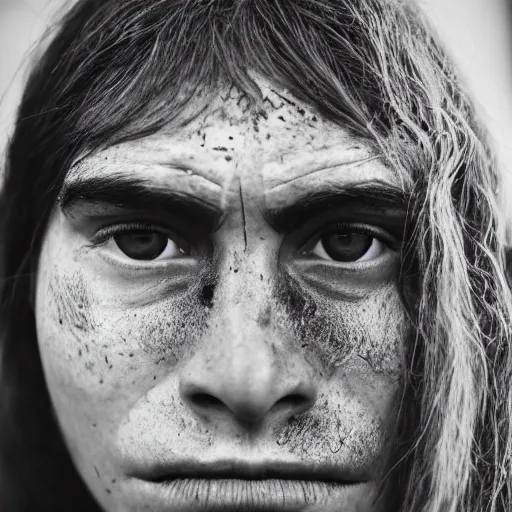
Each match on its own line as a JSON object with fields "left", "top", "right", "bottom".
{"left": 0, "top": 1, "right": 511, "bottom": 511}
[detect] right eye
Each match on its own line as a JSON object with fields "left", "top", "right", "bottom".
{"left": 113, "top": 230, "right": 188, "bottom": 261}
{"left": 93, "top": 223, "right": 191, "bottom": 262}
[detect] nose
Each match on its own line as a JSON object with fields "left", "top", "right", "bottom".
{"left": 178, "top": 300, "right": 318, "bottom": 428}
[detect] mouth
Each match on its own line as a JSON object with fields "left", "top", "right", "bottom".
{"left": 144, "top": 459, "right": 364, "bottom": 483}
{"left": 125, "top": 460, "right": 370, "bottom": 511}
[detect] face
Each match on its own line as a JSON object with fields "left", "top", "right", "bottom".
{"left": 35, "top": 77, "right": 408, "bottom": 512}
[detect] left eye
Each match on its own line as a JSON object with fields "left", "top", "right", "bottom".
{"left": 307, "top": 228, "right": 387, "bottom": 262}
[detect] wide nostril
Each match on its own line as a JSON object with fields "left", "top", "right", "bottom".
{"left": 189, "top": 392, "right": 226, "bottom": 411}
{"left": 274, "top": 392, "right": 316, "bottom": 416}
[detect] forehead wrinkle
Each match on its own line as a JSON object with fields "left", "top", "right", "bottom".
{"left": 66, "top": 155, "right": 226, "bottom": 190}
{"left": 268, "top": 156, "right": 383, "bottom": 192}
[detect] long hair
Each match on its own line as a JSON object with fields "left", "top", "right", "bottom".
{"left": 1, "top": 1, "right": 511, "bottom": 511}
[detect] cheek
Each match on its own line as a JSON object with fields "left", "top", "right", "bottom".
{"left": 34, "top": 260, "right": 208, "bottom": 459}
{"left": 36, "top": 268, "right": 207, "bottom": 397}
{"left": 296, "top": 284, "right": 406, "bottom": 376}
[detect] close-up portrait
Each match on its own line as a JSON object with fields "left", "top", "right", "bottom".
{"left": 0, "top": 0, "right": 512, "bottom": 511}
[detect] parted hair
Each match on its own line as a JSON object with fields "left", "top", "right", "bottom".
{"left": 0, "top": 1, "right": 511, "bottom": 511}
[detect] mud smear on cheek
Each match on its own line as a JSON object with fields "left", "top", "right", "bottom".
{"left": 277, "top": 276, "right": 405, "bottom": 376}
{"left": 48, "top": 272, "right": 97, "bottom": 342}
{"left": 113, "top": 269, "right": 214, "bottom": 364}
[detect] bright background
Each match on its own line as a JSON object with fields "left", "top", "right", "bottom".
{"left": 1, "top": 0, "right": 512, "bottom": 220}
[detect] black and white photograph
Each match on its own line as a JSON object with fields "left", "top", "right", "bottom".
{"left": 1, "top": 1, "right": 512, "bottom": 511}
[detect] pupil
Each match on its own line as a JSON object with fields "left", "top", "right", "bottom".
{"left": 114, "top": 231, "right": 168, "bottom": 260}
{"left": 321, "top": 231, "right": 373, "bottom": 261}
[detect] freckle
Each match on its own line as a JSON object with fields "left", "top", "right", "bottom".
{"left": 153, "top": 375, "right": 156, "bottom": 380}
{"left": 266, "top": 133, "right": 271, "bottom": 139}
{"left": 278, "top": 116, "right": 285, "bottom": 122}
{"left": 200, "top": 144, "right": 205, "bottom": 147}
{"left": 260, "top": 274, "right": 263, "bottom": 281}
{"left": 78, "top": 349, "right": 82, "bottom": 357}
{"left": 105, "top": 355, "right": 109, "bottom": 365}
{"left": 59, "top": 318, "right": 63, "bottom": 325}
{"left": 106, "top": 489, "right": 111, "bottom": 494}
{"left": 109, "top": 365, "right": 113, "bottom": 370}
{"left": 225, "top": 155, "right": 232, "bottom": 162}
{"left": 233, "top": 268, "right": 238, "bottom": 273}
{"left": 118, "top": 352, "right": 124, "bottom": 356}
{"left": 77, "top": 303, "right": 83, "bottom": 309}
{"left": 302, "top": 343, "right": 309, "bottom": 348}
{"left": 298, "top": 108, "right": 305, "bottom": 115}
{"left": 92, "top": 423, "right": 97, "bottom": 428}
{"left": 99, "top": 378, "right": 103, "bottom": 384}
{"left": 133, "top": 313, "right": 137, "bottom": 318}
{"left": 229, "top": 136, "right": 233, "bottom": 140}
{"left": 312, "top": 115, "right": 317, "bottom": 122}
{"left": 129, "top": 353, "right": 134, "bottom": 357}
{"left": 111, "top": 479, "right": 116, "bottom": 484}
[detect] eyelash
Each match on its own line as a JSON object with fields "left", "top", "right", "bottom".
{"left": 302, "top": 222, "right": 399, "bottom": 253}
{"left": 88, "top": 219, "right": 399, "bottom": 263}
{"left": 90, "top": 222, "right": 178, "bottom": 247}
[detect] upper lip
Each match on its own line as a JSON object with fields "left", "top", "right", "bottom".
{"left": 131, "top": 459, "right": 368, "bottom": 484}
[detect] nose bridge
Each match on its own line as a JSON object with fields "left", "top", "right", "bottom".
{"left": 206, "top": 257, "right": 278, "bottom": 385}
{"left": 179, "top": 258, "right": 317, "bottom": 427}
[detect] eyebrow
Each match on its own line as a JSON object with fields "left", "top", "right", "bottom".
{"left": 58, "top": 175, "right": 224, "bottom": 231}
{"left": 265, "top": 181, "right": 410, "bottom": 232}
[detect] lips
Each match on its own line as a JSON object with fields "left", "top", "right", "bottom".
{"left": 136, "top": 458, "right": 366, "bottom": 484}
{"left": 122, "top": 459, "right": 370, "bottom": 511}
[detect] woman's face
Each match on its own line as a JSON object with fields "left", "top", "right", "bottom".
{"left": 35, "top": 79, "right": 407, "bottom": 512}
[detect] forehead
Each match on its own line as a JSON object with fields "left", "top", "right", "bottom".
{"left": 65, "top": 79, "right": 399, "bottom": 207}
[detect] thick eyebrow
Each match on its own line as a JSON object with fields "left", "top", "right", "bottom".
{"left": 58, "top": 175, "right": 224, "bottom": 231}
{"left": 265, "top": 181, "right": 410, "bottom": 232}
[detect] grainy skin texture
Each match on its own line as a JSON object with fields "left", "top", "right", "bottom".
{"left": 35, "top": 78, "right": 407, "bottom": 512}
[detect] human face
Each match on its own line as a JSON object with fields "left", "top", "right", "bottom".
{"left": 35, "top": 78, "right": 408, "bottom": 512}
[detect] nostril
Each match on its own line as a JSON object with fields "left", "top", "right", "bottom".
{"left": 274, "top": 393, "right": 314, "bottom": 414}
{"left": 190, "top": 392, "right": 225, "bottom": 411}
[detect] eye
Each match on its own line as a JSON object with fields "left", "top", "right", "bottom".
{"left": 305, "top": 225, "right": 390, "bottom": 263}
{"left": 94, "top": 224, "right": 191, "bottom": 261}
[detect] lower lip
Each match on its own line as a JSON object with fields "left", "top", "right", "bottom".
{"left": 124, "top": 478, "right": 367, "bottom": 511}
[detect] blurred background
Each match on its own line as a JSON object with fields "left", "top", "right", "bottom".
{"left": 1, "top": 0, "right": 512, "bottom": 220}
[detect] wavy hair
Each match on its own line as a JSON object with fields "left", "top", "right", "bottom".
{"left": 0, "top": 1, "right": 511, "bottom": 511}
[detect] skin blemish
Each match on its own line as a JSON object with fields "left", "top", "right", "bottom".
{"left": 257, "top": 304, "right": 272, "bottom": 328}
